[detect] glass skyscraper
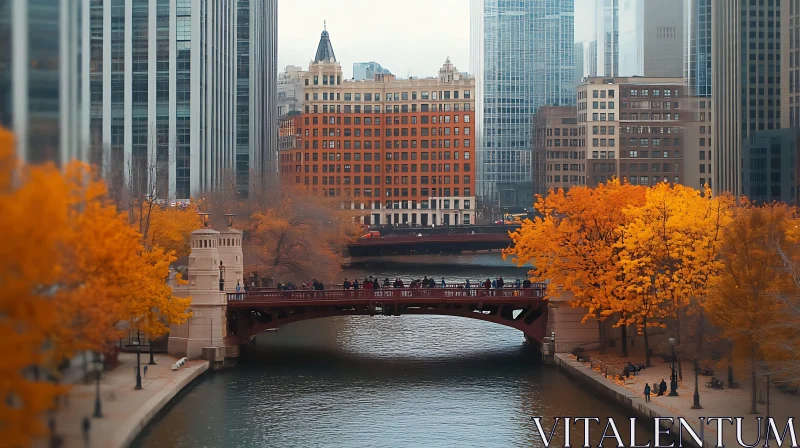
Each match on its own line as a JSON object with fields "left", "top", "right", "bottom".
{"left": 470, "top": 0, "right": 575, "bottom": 204}
{"left": 1, "top": 0, "right": 277, "bottom": 201}
{"left": 686, "top": 0, "right": 711, "bottom": 97}
{"left": 595, "top": 0, "right": 619, "bottom": 77}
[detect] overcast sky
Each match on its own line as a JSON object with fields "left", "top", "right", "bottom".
{"left": 278, "top": 0, "right": 595, "bottom": 79}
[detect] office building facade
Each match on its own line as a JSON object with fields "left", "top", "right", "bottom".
{"left": 0, "top": 1, "right": 83, "bottom": 166}
{"left": 742, "top": 129, "right": 800, "bottom": 204}
{"left": 711, "top": 0, "right": 781, "bottom": 196}
{"left": 578, "top": 77, "right": 688, "bottom": 187}
{"left": 1, "top": 0, "right": 277, "bottom": 201}
{"left": 531, "top": 106, "right": 583, "bottom": 197}
{"left": 470, "top": 0, "right": 575, "bottom": 204}
{"left": 685, "top": 0, "right": 712, "bottom": 97}
{"left": 594, "top": 0, "right": 619, "bottom": 77}
{"left": 782, "top": 0, "right": 800, "bottom": 128}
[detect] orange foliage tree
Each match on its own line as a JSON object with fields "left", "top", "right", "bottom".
{"left": 139, "top": 201, "right": 200, "bottom": 258}
{"left": 203, "top": 178, "right": 362, "bottom": 284}
{"left": 0, "top": 127, "right": 192, "bottom": 445}
{"left": 0, "top": 128, "right": 66, "bottom": 446}
{"left": 705, "top": 204, "right": 795, "bottom": 412}
{"left": 504, "top": 179, "right": 647, "bottom": 355}
{"left": 615, "top": 183, "right": 733, "bottom": 365}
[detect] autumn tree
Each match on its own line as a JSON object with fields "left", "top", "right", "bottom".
{"left": 705, "top": 204, "right": 792, "bottom": 413}
{"left": 0, "top": 128, "right": 66, "bottom": 446}
{"left": 616, "top": 183, "right": 734, "bottom": 366}
{"left": 504, "top": 179, "right": 647, "bottom": 355}
{"left": 201, "top": 170, "right": 362, "bottom": 283}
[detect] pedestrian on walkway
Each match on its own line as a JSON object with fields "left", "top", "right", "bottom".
{"left": 644, "top": 384, "right": 651, "bottom": 402}
{"left": 82, "top": 417, "right": 91, "bottom": 448}
{"left": 143, "top": 365, "right": 148, "bottom": 377}
{"left": 441, "top": 277, "right": 446, "bottom": 288}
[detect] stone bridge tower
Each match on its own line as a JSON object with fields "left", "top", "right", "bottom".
{"left": 168, "top": 228, "right": 230, "bottom": 360}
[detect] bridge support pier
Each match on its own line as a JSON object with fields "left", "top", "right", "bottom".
{"left": 545, "top": 301, "right": 602, "bottom": 354}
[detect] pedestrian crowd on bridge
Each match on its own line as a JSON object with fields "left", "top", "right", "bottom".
{"left": 337, "top": 276, "right": 536, "bottom": 290}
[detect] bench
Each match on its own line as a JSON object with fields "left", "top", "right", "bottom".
{"left": 171, "top": 357, "right": 187, "bottom": 370}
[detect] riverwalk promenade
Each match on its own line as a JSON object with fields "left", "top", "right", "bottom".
{"left": 556, "top": 351, "right": 800, "bottom": 447}
{"left": 35, "top": 352, "right": 208, "bottom": 448}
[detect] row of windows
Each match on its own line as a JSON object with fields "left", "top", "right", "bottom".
{"left": 578, "top": 89, "right": 615, "bottom": 100}
{"left": 307, "top": 127, "right": 471, "bottom": 137}
{"left": 304, "top": 86, "right": 471, "bottom": 102}
{"left": 292, "top": 163, "right": 472, "bottom": 174}
{"left": 292, "top": 175, "right": 473, "bottom": 186}
{"left": 547, "top": 139, "right": 581, "bottom": 147}
{"left": 303, "top": 139, "right": 471, "bottom": 150}
{"left": 292, "top": 185, "right": 472, "bottom": 199}
{"left": 305, "top": 103, "right": 472, "bottom": 114}
{"left": 547, "top": 128, "right": 579, "bottom": 136}
{"left": 626, "top": 150, "right": 682, "bottom": 158}
{"left": 284, "top": 151, "right": 472, "bottom": 162}
{"left": 546, "top": 151, "right": 586, "bottom": 160}
{"left": 548, "top": 164, "right": 584, "bottom": 172}
{"left": 620, "top": 163, "right": 681, "bottom": 173}
{"left": 305, "top": 114, "right": 471, "bottom": 125}
{"left": 547, "top": 175, "right": 585, "bottom": 185}
{"left": 623, "top": 138, "right": 682, "bottom": 147}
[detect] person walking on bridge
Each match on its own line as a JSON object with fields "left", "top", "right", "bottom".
{"left": 497, "top": 277, "right": 504, "bottom": 288}
{"left": 353, "top": 279, "right": 360, "bottom": 290}
{"left": 343, "top": 278, "right": 351, "bottom": 290}
{"left": 465, "top": 279, "right": 471, "bottom": 289}
{"left": 515, "top": 278, "right": 521, "bottom": 288}
{"left": 441, "top": 277, "right": 446, "bottom": 288}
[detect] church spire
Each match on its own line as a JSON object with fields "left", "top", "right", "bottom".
{"left": 314, "top": 23, "right": 336, "bottom": 62}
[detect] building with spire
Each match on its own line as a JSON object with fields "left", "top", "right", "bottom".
{"left": 278, "top": 27, "right": 477, "bottom": 226}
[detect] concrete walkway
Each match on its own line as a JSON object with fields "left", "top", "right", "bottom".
{"left": 557, "top": 352, "right": 800, "bottom": 447}
{"left": 35, "top": 352, "right": 208, "bottom": 448}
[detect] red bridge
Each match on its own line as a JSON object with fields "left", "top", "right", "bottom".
{"left": 226, "top": 286, "right": 549, "bottom": 345}
{"left": 348, "top": 233, "right": 512, "bottom": 256}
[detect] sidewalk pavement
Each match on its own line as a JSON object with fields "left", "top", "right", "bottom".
{"left": 34, "top": 352, "right": 208, "bottom": 448}
{"left": 581, "top": 349, "right": 799, "bottom": 446}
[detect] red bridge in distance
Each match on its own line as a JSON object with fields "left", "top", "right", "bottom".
{"left": 226, "top": 285, "right": 549, "bottom": 346}
{"left": 347, "top": 233, "right": 513, "bottom": 256}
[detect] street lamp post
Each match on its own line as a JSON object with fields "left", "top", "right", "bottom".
{"left": 148, "top": 334, "right": 156, "bottom": 365}
{"left": 691, "top": 358, "right": 702, "bottom": 409}
{"left": 668, "top": 337, "right": 678, "bottom": 396}
{"left": 93, "top": 352, "right": 103, "bottom": 418}
{"left": 134, "top": 343, "right": 142, "bottom": 390}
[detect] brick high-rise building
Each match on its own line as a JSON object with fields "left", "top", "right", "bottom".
{"left": 278, "top": 29, "right": 476, "bottom": 226}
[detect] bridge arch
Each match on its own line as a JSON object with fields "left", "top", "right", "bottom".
{"left": 227, "top": 289, "right": 549, "bottom": 346}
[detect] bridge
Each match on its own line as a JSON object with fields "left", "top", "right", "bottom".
{"left": 226, "top": 286, "right": 549, "bottom": 346}
{"left": 347, "top": 233, "right": 513, "bottom": 256}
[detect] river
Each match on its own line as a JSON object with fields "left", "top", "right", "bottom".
{"left": 133, "top": 254, "right": 654, "bottom": 447}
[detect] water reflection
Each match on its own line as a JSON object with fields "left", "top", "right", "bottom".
{"left": 135, "top": 315, "right": 653, "bottom": 448}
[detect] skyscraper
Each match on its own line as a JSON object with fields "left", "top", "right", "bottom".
{"left": 470, "top": 0, "right": 575, "bottom": 205}
{"left": 685, "top": 0, "right": 712, "bottom": 97}
{"left": 0, "top": 0, "right": 277, "bottom": 201}
{"left": 712, "top": 0, "right": 781, "bottom": 195}
{"left": 595, "top": 0, "right": 619, "bottom": 77}
{"left": 353, "top": 61, "right": 391, "bottom": 81}
{"left": 0, "top": 1, "right": 83, "bottom": 166}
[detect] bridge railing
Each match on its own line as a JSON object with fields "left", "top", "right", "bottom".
{"left": 227, "top": 287, "right": 546, "bottom": 303}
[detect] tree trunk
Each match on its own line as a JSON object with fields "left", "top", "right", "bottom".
{"left": 750, "top": 349, "right": 758, "bottom": 414}
{"left": 643, "top": 318, "right": 652, "bottom": 367}
{"left": 621, "top": 324, "right": 629, "bottom": 357}
{"left": 599, "top": 320, "right": 606, "bottom": 354}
